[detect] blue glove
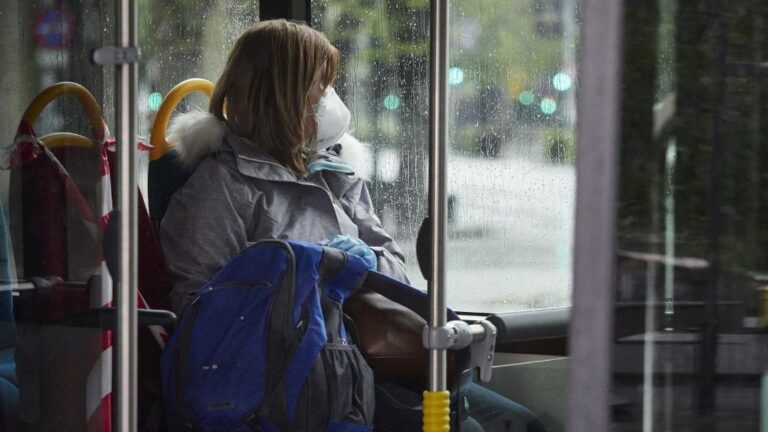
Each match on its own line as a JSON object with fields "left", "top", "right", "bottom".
{"left": 325, "top": 235, "right": 378, "bottom": 271}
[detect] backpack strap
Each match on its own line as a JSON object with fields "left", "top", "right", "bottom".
{"left": 261, "top": 240, "right": 299, "bottom": 395}
{"left": 318, "top": 246, "right": 347, "bottom": 290}
{"left": 174, "top": 300, "right": 203, "bottom": 431}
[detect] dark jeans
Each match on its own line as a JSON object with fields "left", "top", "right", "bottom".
{"left": 374, "top": 380, "right": 545, "bottom": 432}
{"left": 457, "top": 382, "right": 545, "bottom": 432}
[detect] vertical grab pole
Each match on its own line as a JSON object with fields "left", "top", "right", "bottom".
{"left": 423, "top": 0, "right": 450, "bottom": 431}
{"left": 116, "top": 0, "right": 139, "bottom": 430}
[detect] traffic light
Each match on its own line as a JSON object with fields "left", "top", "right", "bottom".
{"left": 552, "top": 72, "right": 572, "bottom": 92}
{"left": 148, "top": 91, "right": 163, "bottom": 111}
{"left": 540, "top": 97, "right": 557, "bottom": 115}
{"left": 448, "top": 66, "right": 465, "bottom": 85}
{"left": 383, "top": 94, "right": 401, "bottom": 110}
{"left": 518, "top": 90, "right": 535, "bottom": 106}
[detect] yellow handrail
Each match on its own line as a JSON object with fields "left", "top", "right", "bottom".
{"left": 149, "top": 78, "right": 214, "bottom": 161}
{"left": 21, "top": 82, "right": 105, "bottom": 145}
{"left": 39, "top": 132, "right": 95, "bottom": 150}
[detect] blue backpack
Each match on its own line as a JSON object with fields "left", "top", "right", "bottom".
{"left": 161, "top": 239, "right": 375, "bottom": 432}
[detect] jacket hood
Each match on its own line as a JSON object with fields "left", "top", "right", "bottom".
{"left": 166, "top": 110, "right": 373, "bottom": 180}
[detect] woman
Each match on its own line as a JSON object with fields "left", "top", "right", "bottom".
{"left": 160, "top": 20, "right": 408, "bottom": 314}
{"left": 161, "top": 19, "right": 543, "bottom": 432}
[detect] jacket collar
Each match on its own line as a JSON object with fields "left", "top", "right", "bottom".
{"left": 167, "top": 110, "right": 372, "bottom": 180}
{"left": 226, "top": 133, "right": 297, "bottom": 182}
{"left": 227, "top": 133, "right": 353, "bottom": 183}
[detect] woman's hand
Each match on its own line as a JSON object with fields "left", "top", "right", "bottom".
{"left": 325, "top": 234, "right": 378, "bottom": 271}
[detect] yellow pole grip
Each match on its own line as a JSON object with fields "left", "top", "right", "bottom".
{"left": 21, "top": 82, "right": 105, "bottom": 143}
{"left": 423, "top": 390, "right": 451, "bottom": 432}
{"left": 149, "top": 78, "right": 214, "bottom": 161}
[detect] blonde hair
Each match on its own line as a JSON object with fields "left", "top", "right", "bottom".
{"left": 210, "top": 20, "right": 339, "bottom": 174}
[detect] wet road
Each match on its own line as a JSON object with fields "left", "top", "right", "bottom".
{"left": 391, "top": 151, "right": 576, "bottom": 313}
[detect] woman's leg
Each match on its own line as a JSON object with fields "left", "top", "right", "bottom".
{"left": 459, "top": 415, "right": 484, "bottom": 432}
{"left": 462, "top": 383, "right": 545, "bottom": 432}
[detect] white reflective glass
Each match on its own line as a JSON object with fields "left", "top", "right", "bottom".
{"left": 313, "top": 0, "right": 578, "bottom": 312}
{"left": 138, "top": 1, "right": 259, "bottom": 191}
{"left": 0, "top": 1, "right": 118, "bottom": 430}
{"left": 612, "top": 1, "right": 768, "bottom": 430}
{"left": 313, "top": 0, "right": 432, "bottom": 292}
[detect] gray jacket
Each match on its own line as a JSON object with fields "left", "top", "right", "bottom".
{"left": 160, "top": 111, "right": 408, "bottom": 313}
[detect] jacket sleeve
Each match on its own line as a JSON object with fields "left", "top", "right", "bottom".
{"left": 350, "top": 182, "right": 410, "bottom": 284}
{"left": 160, "top": 159, "right": 252, "bottom": 314}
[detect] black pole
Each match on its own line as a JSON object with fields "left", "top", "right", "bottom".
{"left": 698, "top": 0, "right": 725, "bottom": 415}
{"left": 259, "top": 0, "right": 311, "bottom": 25}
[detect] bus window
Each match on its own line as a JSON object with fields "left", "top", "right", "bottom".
{"left": 611, "top": 0, "right": 768, "bottom": 429}
{"left": 1, "top": 2, "right": 118, "bottom": 430}
{"left": 311, "top": 0, "right": 431, "bottom": 292}
{"left": 312, "top": 0, "right": 578, "bottom": 313}
{"left": 137, "top": 0, "right": 259, "bottom": 193}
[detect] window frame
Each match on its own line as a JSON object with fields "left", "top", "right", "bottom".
{"left": 260, "top": 0, "right": 311, "bottom": 23}
{"left": 566, "top": 0, "right": 625, "bottom": 431}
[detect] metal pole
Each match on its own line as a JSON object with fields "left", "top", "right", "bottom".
{"left": 116, "top": 0, "right": 139, "bottom": 430}
{"left": 428, "top": 0, "right": 449, "bottom": 393}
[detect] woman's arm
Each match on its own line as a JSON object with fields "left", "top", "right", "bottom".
{"left": 160, "top": 159, "right": 252, "bottom": 314}
{"left": 350, "top": 182, "right": 410, "bottom": 284}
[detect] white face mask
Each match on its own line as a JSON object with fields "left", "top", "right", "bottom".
{"left": 314, "top": 87, "right": 351, "bottom": 151}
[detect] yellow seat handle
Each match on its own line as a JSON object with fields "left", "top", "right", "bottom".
{"left": 39, "top": 132, "right": 95, "bottom": 150}
{"left": 149, "top": 78, "right": 215, "bottom": 161}
{"left": 21, "top": 82, "right": 105, "bottom": 144}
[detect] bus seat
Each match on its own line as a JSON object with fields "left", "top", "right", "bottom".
{"left": 0, "top": 375, "right": 19, "bottom": 431}
{"left": 6, "top": 82, "right": 174, "bottom": 431}
{"left": 148, "top": 152, "right": 192, "bottom": 231}
{"left": 0, "top": 228, "right": 17, "bottom": 429}
{"left": 0, "top": 200, "right": 17, "bottom": 390}
{"left": 148, "top": 78, "right": 214, "bottom": 229}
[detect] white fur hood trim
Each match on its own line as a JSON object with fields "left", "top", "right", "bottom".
{"left": 335, "top": 133, "right": 373, "bottom": 181}
{"left": 166, "top": 110, "right": 373, "bottom": 180}
{"left": 166, "top": 110, "right": 226, "bottom": 168}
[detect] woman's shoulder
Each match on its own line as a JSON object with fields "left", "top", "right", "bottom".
{"left": 166, "top": 110, "right": 228, "bottom": 169}
{"left": 165, "top": 124, "right": 247, "bottom": 200}
{"left": 165, "top": 110, "right": 251, "bottom": 186}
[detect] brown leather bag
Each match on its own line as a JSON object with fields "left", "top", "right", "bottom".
{"left": 344, "top": 290, "right": 459, "bottom": 392}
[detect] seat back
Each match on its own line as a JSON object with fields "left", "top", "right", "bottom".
{"left": 8, "top": 85, "right": 113, "bottom": 430}
{"left": 6, "top": 82, "right": 174, "bottom": 431}
{"left": 147, "top": 79, "right": 214, "bottom": 229}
